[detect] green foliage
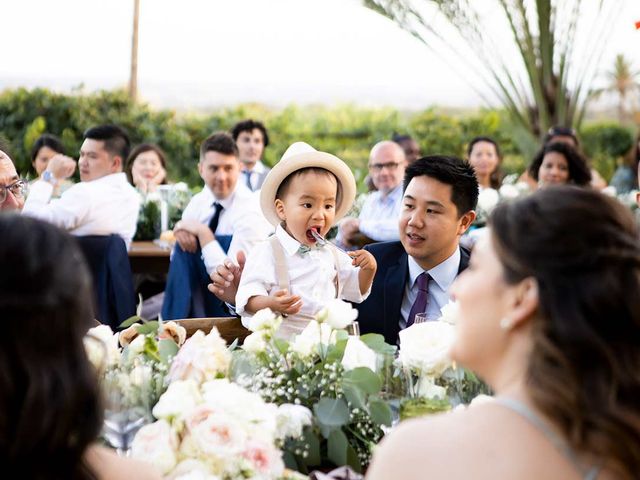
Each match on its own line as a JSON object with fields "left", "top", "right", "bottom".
{"left": 580, "top": 122, "right": 635, "bottom": 180}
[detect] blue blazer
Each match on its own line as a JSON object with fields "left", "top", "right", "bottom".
{"left": 356, "top": 241, "right": 470, "bottom": 345}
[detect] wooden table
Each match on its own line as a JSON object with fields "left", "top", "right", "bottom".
{"left": 128, "top": 241, "right": 171, "bottom": 275}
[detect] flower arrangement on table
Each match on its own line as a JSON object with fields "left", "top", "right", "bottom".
{"left": 231, "top": 300, "right": 397, "bottom": 475}
{"left": 396, "top": 302, "right": 490, "bottom": 420}
{"left": 134, "top": 183, "right": 193, "bottom": 241}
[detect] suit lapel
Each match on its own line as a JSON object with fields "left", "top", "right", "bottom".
{"left": 383, "top": 249, "right": 408, "bottom": 344}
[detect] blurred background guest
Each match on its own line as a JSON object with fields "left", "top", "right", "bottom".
{"left": 466, "top": 136, "right": 503, "bottom": 190}
{"left": 528, "top": 141, "right": 591, "bottom": 188}
{"left": 367, "top": 186, "right": 640, "bottom": 480}
{"left": 30, "top": 133, "right": 74, "bottom": 197}
{"left": 231, "top": 119, "right": 270, "bottom": 192}
{"left": 0, "top": 215, "right": 161, "bottom": 479}
{"left": 125, "top": 143, "right": 168, "bottom": 194}
{"left": 0, "top": 142, "right": 26, "bottom": 212}
{"left": 392, "top": 133, "right": 422, "bottom": 165}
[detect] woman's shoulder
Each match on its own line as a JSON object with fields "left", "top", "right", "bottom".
{"left": 86, "top": 445, "right": 162, "bottom": 480}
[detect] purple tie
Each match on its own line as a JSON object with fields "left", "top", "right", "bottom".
{"left": 407, "top": 272, "right": 430, "bottom": 326}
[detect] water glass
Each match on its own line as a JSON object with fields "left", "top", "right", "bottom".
{"left": 346, "top": 321, "right": 360, "bottom": 337}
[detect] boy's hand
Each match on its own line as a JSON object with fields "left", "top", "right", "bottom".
{"left": 349, "top": 249, "right": 377, "bottom": 271}
{"left": 270, "top": 289, "right": 303, "bottom": 315}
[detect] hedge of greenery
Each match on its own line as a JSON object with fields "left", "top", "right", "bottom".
{"left": 0, "top": 87, "right": 635, "bottom": 190}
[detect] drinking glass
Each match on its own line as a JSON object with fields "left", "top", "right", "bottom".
{"left": 377, "top": 353, "right": 406, "bottom": 429}
{"left": 413, "top": 312, "right": 441, "bottom": 324}
{"left": 102, "top": 366, "right": 152, "bottom": 456}
{"left": 346, "top": 321, "right": 360, "bottom": 337}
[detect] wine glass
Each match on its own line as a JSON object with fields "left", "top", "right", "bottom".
{"left": 102, "top": 366, "right": 151, "bottom": 456}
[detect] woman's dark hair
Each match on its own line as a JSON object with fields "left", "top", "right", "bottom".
{"left": 0, "top": 215, "right": 101, "bottom": 479}
{"left": 490, "top": 186, "right": 640, "bottom": 479}
{"left": 230, "top": 119, "right": 270, "bottom": 148}
{"left": 404, "top": 155, "right": 479, "bottom": 217}
{"left": 528, "top": 142, "right": 592, "bottom": 186}
{"left": 30, "top": 133, "right": 64, "bottom": 162}
{"left": 466, "top": 136, "right": 503, "bottom": 189}
{"left": 125, "top": 143, "right": 169, "bottom": 186}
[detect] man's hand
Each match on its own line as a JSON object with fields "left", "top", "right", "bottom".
{"left": 208, "top": 250, "right": 246, "bottom": 304}
{"left": 339, "top": 217, "right": 360, "bottom": 245}
{"left": 174, "top": 219, "right": 215, "bottom": 251}
{"left": 46, "top": 154, "right": 76, "bottom": 180}
{"left": 174, "top": 229, "right": 198, "bottom": 253}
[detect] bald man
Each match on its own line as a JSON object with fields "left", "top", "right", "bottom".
{"left": 337, "top": 140, "right": 407, "bottom": 247}
{"left": 0, "top": 149, "right": 26, "bottom": 212}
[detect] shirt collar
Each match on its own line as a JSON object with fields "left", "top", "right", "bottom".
{"left": 243, "top": 161, "right": 267, "bottom": 174}
{"left": 377, "top": 184, "right": 403, "bottom": 203}
{"left": 276, "top": 224, "right": 318, "bottom": 257}
{"left": 407, "top": 247, "right": 461, "bottom": 291}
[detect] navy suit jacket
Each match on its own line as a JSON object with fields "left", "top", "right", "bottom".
{"left": 356, "top": 241, "right": 470, "bottom": 345}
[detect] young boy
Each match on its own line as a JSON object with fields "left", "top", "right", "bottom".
{"left": 236, "top": 142, "right": 377, "bottom": 338}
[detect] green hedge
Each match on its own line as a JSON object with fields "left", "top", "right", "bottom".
{"left": 0, "top": 87, "right": 630, "bottom": 189}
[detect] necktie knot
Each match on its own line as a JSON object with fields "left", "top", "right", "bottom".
{"left": 415, "top": 272, "right": 430, "bottom": 291}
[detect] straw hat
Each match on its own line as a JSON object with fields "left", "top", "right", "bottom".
{"left": 259, "top": 142, "right": 356, "bottom": 226}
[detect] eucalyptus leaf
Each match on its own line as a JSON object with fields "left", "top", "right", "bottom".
{"left": 360, "top": 333, "right": 397, "bottom": 355}
{"left": 342, "top": 384, "right": 366, "bottom": 410}
{"left": 304, "top": 428, "right": 321, "bottom": 466}
{"left": 325, "top": 338, "right": 348, "bottom": 363}
{"left": 314, "top": 397, "right": 350, "bottom": 428}
{"left": 327, "top": 429, "right": 348, "bottom": 467}
{"left": 343, "top": 367, "right": 382, "bottom": 394}
{"left": 135, "top": 321, "right": 159, "bottom": 335}
{"left": 346, "top": 442, "right": 362, "bottom": 472}
{"left": 369, "top": 398, "right": 393, "bottom": 426}
{"left": 158, "top": 338, "right": 179, "bottom": 364}
{"left": 119, "top": 315, "right": 141, "bottom": 329}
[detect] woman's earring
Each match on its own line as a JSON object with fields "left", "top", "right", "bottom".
{"left": 499, "top": 317, "right": 512, "bottom": 330}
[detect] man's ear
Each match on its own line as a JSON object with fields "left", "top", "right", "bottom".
{"left": 275, "top": 199, "right": 286, "bottom": 221}
{"left": 457, "top": 210, "right": 476, "bottom": 235}
{"left": 508, "top": 277, "right": 539, "bottom": 329}
{"left": 111, "top": 155, "right": 123, "bottom": 172}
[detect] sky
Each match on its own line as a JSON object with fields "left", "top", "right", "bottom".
{"left": 1, "top": 0, "right": 639, "bottom": 111}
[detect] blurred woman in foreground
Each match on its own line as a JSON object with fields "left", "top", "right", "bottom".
{"left": 367, "top": 187, "right": 640, "bottom": 480}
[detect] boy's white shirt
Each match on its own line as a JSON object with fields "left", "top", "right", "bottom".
{"left": 236, "top": 224, "right": 370, "bottom": 325}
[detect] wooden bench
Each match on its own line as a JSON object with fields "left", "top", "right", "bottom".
{"left": 172, "top": 317, "right": 250, "bottom": 345}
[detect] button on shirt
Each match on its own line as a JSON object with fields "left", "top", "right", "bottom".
{"left": 180, "top": 182, "right": 273, "bottom": 273}
{"left": 399, "top": 248, "right": 461, "bottom": 330}
{"left": 357, "top": 185, "right": 403, "bottom": 241}
{"left": 22, "top": 173, "right": 140, "bottom": 249}
{"left": 236, "top": 224, "right": 370, "bottom": 321}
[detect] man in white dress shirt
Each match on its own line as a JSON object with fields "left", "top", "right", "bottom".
{"left": 337, "top": 140, "right": 407, "bottom": 248}
{"left": 231, "top": 119, "right": 271, "bottom": 192}
{"left": 22, "top": 125, "right": 140, "bottom": 248}
{"left": 161, "top": 131, "right": 272, "bottom": 319}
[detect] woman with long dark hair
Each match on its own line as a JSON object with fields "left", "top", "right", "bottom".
{"left": 367, "top": 187, "right": 640, "bottom": 479}
{"left": 0, "top": 215, "right": 160, "bottom": 479}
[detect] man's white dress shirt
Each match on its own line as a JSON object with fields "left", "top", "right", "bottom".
{"left": 242, "top": 160, "right": 270, "bottom": 191}
{"left": 180, "top": 182, "right": 273, "bottom": 273}
{"left": 22, "top": 173, "right": 140, "bottom": 248}
{"left": 399, "top": 248, "right": 461, "bottom": 329}
{"left": 236, "top": 224, "right": 370, "bottom": 324}
{"left": 357, "top": 185, "right": 403, "bottom": 241}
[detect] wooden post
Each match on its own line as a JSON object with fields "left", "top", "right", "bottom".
{"left": 129, "top": 0, "right": 140, "bottom": 102}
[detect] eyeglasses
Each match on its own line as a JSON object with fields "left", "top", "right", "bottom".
{"left": 369, "top": 162, "right": 401, "bottom": 172}
{"left": 0, "top": 179, "right": 27, "bottom": 203}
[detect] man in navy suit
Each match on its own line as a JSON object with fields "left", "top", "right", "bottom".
{"left": 208, "top": 155, "right": 477, "bottom": 344}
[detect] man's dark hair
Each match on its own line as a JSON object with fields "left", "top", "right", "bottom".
{"left": 200, "top": 131, "right": 239, "bottom": 159}
{"left": 391, "top": 133, "right": 413, "bottom": 144}
{"left": 404, "top": 155, "right": 479, "bottom": 216}
{"left": 543, "top": 125, "right": 579, "bottom": 147}
{"left": 83, "top": 124, "right": 131, "bottom": 161}
{"left": 230, "top": 119, "right": 270, "bottom": 147}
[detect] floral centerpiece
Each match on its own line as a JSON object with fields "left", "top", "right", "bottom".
{"left": 231, "top": 300, "right": 397, "bottom": 474}
{"left": 135, "top": 183, "right": 193, "bottom": 241}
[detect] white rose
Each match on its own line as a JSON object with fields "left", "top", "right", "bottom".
{"left": 128, "top": 334, "right": 146, "bottom": 355}
{"left": 242, "top": 332, "right": 267, "bottom": 354}
{"left": 131, "top": 420, "right": 178, "bottom": 475}
{"left": 275, "top": 404, "right": 313, "bottom": 440}
{"left": 341, "top": 336, "right": 377, "bottom": 372}
{"left": 129, "top": 363, "right": 152, "bottom": 388}
{"left": 415, "top": 375, "right": 447, "bottom": 399}
{"left": 187, "top": 412, "right": 246, "bottom": 457}
{"left": 84, "top": 325, "right": 120, "bottom": 369}
{"left": 477, "top": 187, "right": 500, "bottom": 212}
{"left": 247, "top": 308, "right": 282, "bottom": 333}
{"left": 152, "top": 379, "right": 202, "bottom": 420}
{"left": 168, "top": 329, "right": 231, "bottom": 384}
{"left": 241, "top": 440, "right": 285, "bottom": 478}
{"left": 146, "top": 191, "right": 162, "bottom": 202}
{"left": 398, "top": 321, "right": 455, "bottom": 377}
{"left": 438, "top": 301, "right": 460, "bottom": 325}
{"left": 173, "top": 182, "right": 189, "bottom": 192}
{"left": 168, "top": 459, "right": 220, "bottom": 480}
{"left": 290, "top": 320, "right": 336, "bottom": 358}
{"left": 317, "top": 299, "right": 358, "bottom": 330}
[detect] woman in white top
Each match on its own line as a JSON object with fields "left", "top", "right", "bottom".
{"left": 367, "top": 186, "right": 640, "bottom": 480}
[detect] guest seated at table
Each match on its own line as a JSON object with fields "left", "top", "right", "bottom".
{"left": 0, "top": 215, "right": 161, "bottom": 479}
{"left": 22, "top": 124, "right": 140, "bottom": 248}
{"left": 125, "top": 143, "right": 168, "bottom": 194}
{"left": 29, "top": 133, "right": 74, "bottom": 197}
{"left": 366, "top": 186, "right": 640, "bottom": 480}
{"left": 336, "top": 141, "right": 407, "bottom": 249}
{"left": 0, "top": 143, "right": 26, "bottom": 212}
{"left": 161, "top": 131, "right": 272, "bottom": 319}
{"left": 528, "top": 141, "right": 591, "bottom": 188}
